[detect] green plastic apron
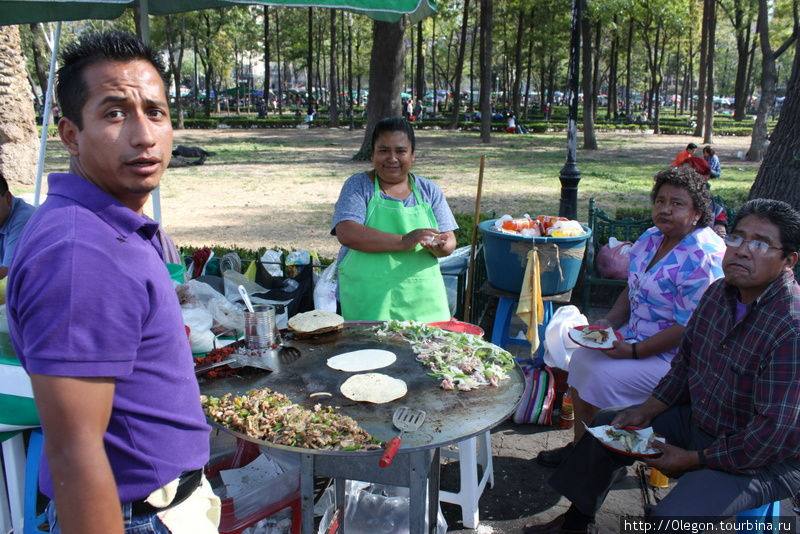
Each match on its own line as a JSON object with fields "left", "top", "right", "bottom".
{"left": 338, "top": 174, "right": 450, "bottom": 322}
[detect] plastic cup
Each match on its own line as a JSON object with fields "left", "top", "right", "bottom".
{"left": 243, "top": 305, "right": 277, "bottom": 350}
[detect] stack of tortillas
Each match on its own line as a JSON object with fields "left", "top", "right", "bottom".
{"left": 288, "top": 310, "right": 344, "bottom": 336}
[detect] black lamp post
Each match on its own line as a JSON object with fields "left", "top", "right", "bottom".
{"left": 558, "top": 0, "right": 583, "bottom": 220}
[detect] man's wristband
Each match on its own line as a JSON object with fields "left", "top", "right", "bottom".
{"left": 631, "top": 343, "right": 638, "bottom": 359}
{"left": 697, "top": 448, "right": 707, "bottom": 467}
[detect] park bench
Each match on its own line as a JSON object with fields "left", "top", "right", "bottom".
{"left": 582, "top": 198, "right": 652, "bottom": 310}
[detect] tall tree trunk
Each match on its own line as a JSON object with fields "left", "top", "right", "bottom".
{"left": 275, "top": 10, "right": 282, "bottom": 115}
{"left": 582, "top": 10, "right": 597, "bottom": 149}
{"left": 746, "top": 0, "right": 797, "bottom": 160}
{"left": 744, "top": 38, "right": 758, "bottom": 113}
{"left": 329, "top": 9, "right": 339, "bottom": 126}
{"left": 523, "top": 16, "right": 534, "bottom": 119}
{"left": 347, "top": 15, "right": 354, "bottom": 130}
{"left": 470, "top": 14, "right": 479, "bottom": 114}
{"left": 448, "top": 0, "right": 471, "bottom": 129}
{"left": 625, "top": 17, "right": 633, "bottom": 120}
{"left": 749, "top": 25, "right": 800, "bottom": 206}
{"left": 354, "top": 19, "right": 406, "bottom": 159}
{"left": 608, "top": 15, "right": 619, "bottom": 119}
{"left": 165, "top": 14, "right": 186, "bottom": 129}
{"left": 415, "top": 22, "right": 425, "bottom": 105}
{"left": 307, "top": 8, "right": 313, "bottom": 102}
{"left": 511, "top": 6, "right": 526, "bottom": 117}
{"left": 432, "top": 16, "right": 438, "bottom": 116}
{"left": 479, "top": 0, "right": 493, "bottom": 143}
{"left": 592, "top": 20, "right": 601, "bottom": 121}
{"left": 28, "top": 24, "right": 50, "bottom": 107}
{"left": 0, "top": 25, "right": 38, "bottom": 186}
{"left": 733, "top": 4, "right": 754, "bottom": 121}
{"left": 703, "top": 0, "right": 717, "bottom": 144}
{"left": 694, "top": 0, "right": 711, "bottom": 137}
{"left": 264, "top": 7, "right": 271, "bottom": 105}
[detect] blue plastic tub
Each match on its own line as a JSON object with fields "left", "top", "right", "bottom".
{"left": 478, "top": 219, "right": 592, "bottom": 295}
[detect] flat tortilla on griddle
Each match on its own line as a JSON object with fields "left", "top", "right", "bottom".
{"left": 327, "top": 349, "right": 396, "bottom": 372}
{"left": 340, "top": 373, "right": 407, "bottom": 404}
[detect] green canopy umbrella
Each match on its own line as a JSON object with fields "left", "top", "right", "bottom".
{"left": 0, "top": 0, "right": 437, "bottom": 221}
{"left": 0, "top": 0, "right": 437, "bottom": 25}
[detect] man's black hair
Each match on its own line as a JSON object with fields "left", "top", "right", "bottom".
{"left": 56, "top": 31, "right": 167, "bottom": 130}
{"left": 687, "top": 142, "right": 698, "bottom": 150}
{"left": 0, "top": 172, "right": 8, "bottom": 196}
{"left": 733, "top": 198, "right": 800, "bottom": 257}
{"left": 371, "top": 117, "right": 416, "bottom": 154}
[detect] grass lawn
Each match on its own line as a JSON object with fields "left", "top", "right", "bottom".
{"left": 30, "top": 128, "right": 759, "bottom": 258}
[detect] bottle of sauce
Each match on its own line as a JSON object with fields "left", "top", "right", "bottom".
{"left": 559, "top": 391, "right": 574, "bottom": 429}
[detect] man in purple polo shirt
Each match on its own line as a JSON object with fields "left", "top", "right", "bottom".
{"left": 525, "top": 198, "right": 800, "bottom": 534}
{"left": 6, "top": 32, "right": 218, "bottom": 534}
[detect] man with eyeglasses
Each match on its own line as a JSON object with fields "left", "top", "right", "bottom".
{"left": 526, "top": 198, "right": 800, "bottom": 534}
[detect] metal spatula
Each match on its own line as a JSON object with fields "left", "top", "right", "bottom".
{"left": 379, "top": 407, "right": 426, "bottom": 467}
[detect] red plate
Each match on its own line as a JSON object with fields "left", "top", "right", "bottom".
{"left": 597, "top": 426, "right": 664, "bottom": 458}
{"left": 428, "top": 320, "right": 485, "bottom": 337}
{"left": 568, "top": 325, "right": 623, "bottom": 350}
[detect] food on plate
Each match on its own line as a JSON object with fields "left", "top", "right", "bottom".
{"left": 374, "top": 320, "right": 515, "bottom": 391}
{"left": 327, "top": 349, "right": 397, "bottom": 372}
{"left": 201, "top": 387, "right": 381, "bottom": 450}
{"left": 582, "top": 328, "right": 610, "bottom": 344}
{"left": 340, "top": 373, "right": 408, "bottom": 403}
{"left": 288, "top": 310, "right": 344, "bottom": 335}
{"left": 584, "top": 423, "right": 664, "bottom": 456}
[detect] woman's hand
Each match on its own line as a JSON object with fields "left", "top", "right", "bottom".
{"left": 417, "top": 229, "right": 456, "bottom": 257}
{"left": 401, "top": 228, "right": 442, "bottom": 250}
{"left": 604, "top": 339, "right": 634, "bottom": 359}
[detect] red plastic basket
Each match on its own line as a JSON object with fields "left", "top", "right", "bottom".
{"left": 428, "top": 320, "right": 485, "bottom": 337}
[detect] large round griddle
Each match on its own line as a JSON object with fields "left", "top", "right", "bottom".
{"left": 200, "top": 323, "right": 525, "bottom": 456}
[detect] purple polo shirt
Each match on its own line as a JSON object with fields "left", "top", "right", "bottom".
{"left": 6, "top": 173, "right": 210, "bottom": 503}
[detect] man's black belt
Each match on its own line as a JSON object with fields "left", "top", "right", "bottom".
{"left": 130, "top": 469, "right": 203, "bottom": 517}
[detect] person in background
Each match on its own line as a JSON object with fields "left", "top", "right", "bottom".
{"left": 670, "top": 142, "right": 697, "bottom": 167}
{"left": 682, "top": 156, "right": 729, "bottom": 238}
{"left": 332, "top": 117, "right": 457, "bottom": 322}
{"left": 507, "top": 113, "right": 517, "bottom": 133}
{"left": 704, "top": 145, "right": 721, "bottom": 178}
{"left": 537, "top": 166, "right": 725, "bottom": 468}
{"left": 526, "top": 199, "right": 800, "bottom": 534}
{"left": 0, "top": 172, "right": 35, "bottom": 280}
{"left": 7, "top": 31, "right": 218, "bottom": 534}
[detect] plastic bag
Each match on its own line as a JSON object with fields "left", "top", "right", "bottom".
{"left": 313, "top": 261, "right": 339, "bottom": 312}
{"left": 182, "top": 306, "right": 215, "bottom": 353}
{"left": 316, "top": 480, "right": 447, "bottom": 534}
{"left": 548, "top": 219, "right": 585, "bottom": 236}
{"left": 261, "top": 249, "right": 284, "bottom": 277}
{"left": 179, "top": 279, "right": 245, "bottom": 333}
{"left": 596, "top": 237, "right": 633, "bottom": 280}
{"left": 543, "top": 305, "right": 588, "bottom": 370}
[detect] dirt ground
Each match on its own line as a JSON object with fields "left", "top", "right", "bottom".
{"left": 137, "top": 128, "right": 758, "bottom": 259}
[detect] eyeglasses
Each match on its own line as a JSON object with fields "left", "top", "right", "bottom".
{"left": 724, "top": 234, "right": 784, "bottom": 255}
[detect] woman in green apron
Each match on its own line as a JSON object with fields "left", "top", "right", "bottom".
{"left": 332, "top": 118, "right": 458, "bottom": 322}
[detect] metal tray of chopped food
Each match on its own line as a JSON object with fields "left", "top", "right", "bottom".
{"left": 200, "top": 322, "right": 525, "bottom": 456}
